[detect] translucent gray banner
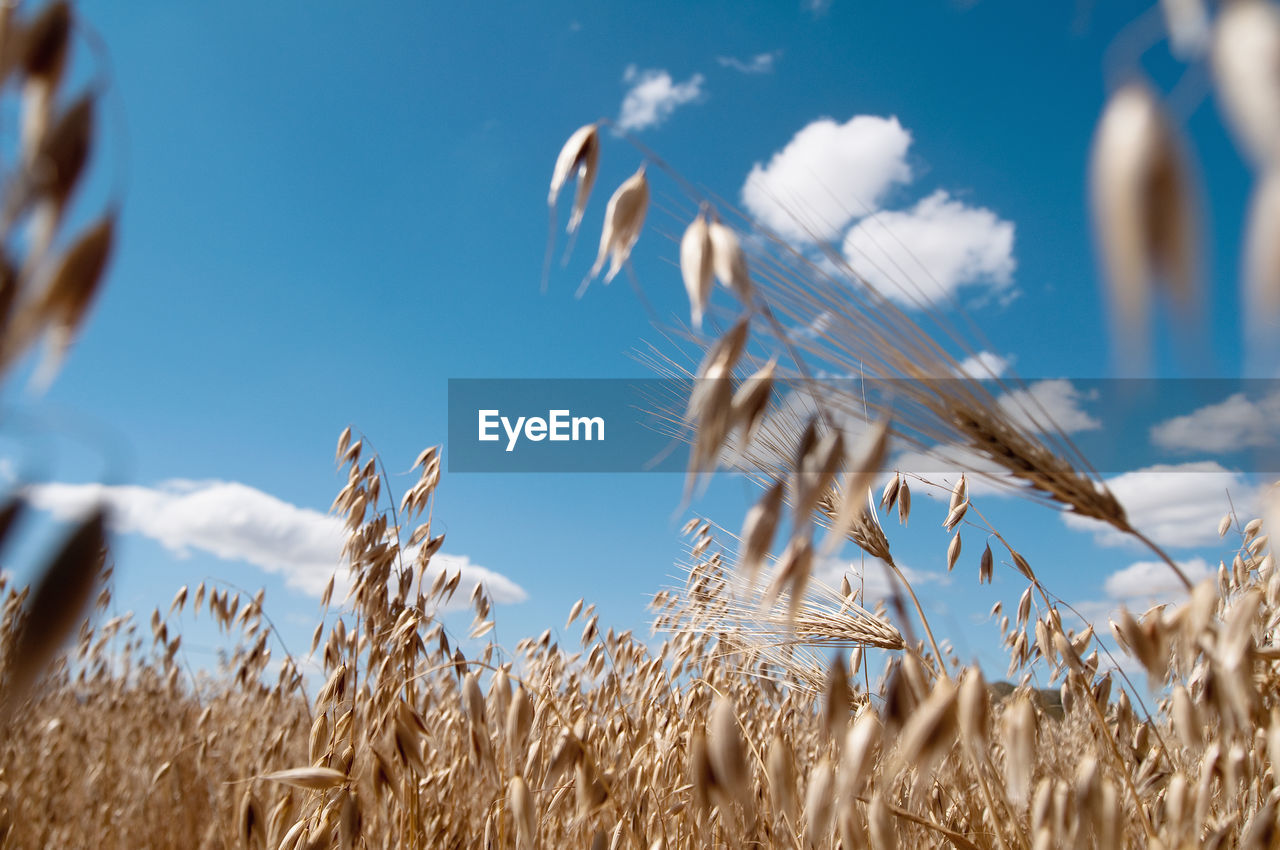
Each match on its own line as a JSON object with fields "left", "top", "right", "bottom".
{"left": 447, "top": 378, "right": 1280, "bottom": 474}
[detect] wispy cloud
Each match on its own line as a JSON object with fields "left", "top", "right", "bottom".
{"left": 24, "top": 479, "right": 527, "bottom": 605}
{"left": 843, "top": 190, "right": 1016, "bottom": 304}
{"left": 742, "top": 115, "right": 913, "bottom": 242}
{"left": 716, "top": 51, "right": 780, "bottom": 75}
{"left": 617, "top": 66, "right": 705, "bottom": 132}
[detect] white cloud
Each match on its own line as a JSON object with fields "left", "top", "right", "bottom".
{"left": 1062, "top": 461, "right": 1262, "bottom": 548}
{"left": 24, "top": 479, "right": 527, "bottom": 604}
{"left": 997, "top": 379, "right": 1100, "bottom": 434}
{"left": 1150, "top": 391, "right": 1280, "bottom": 453}
{"left": 1069, "top": 556, "right": 1214, "bottom": 633}
{"left": 617, "top": 66, "right": 705, "bottom": 132}
{"left": 955, "top": 351, "right": 1011, "bottom": 380}
{"left": 741, "top": 115, "right": 913, "bottom": 242}
{"left": 27, "top": 479, "right": 343, "bottom": 595}
{"left": 1104, "top": 557, "right": 1214, "bottom": 604}
{"left": 716, "top": 52, "right": 780, "bottom": 74}
{"left": 842, "top": 190, "right": 1015, "bottom": 304}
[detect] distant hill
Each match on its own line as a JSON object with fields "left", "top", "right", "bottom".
{"left": 989, "top": 680, "right": 1065, "bottom": 719}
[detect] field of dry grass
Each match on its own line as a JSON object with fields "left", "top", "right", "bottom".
{"left": 1, "top": 435, "right": 1278, "bottom": 849}
{"left": 4, "top": 1, "right": 1280, "bottom": 848}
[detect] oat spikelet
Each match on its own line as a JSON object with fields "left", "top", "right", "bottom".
{"left": 822, "top": 654, "right": 851, "bottom": 740}
{"left": 766, "top": 732, "right": 797, "bottom": 823}
{"left": 891, "top": 677, "right": 957, "bottom": 779}
{"left": 949, "top": 473, "right": 967, "bottom": 512}
{"left": 338, "top": 790, "right": 360, "bottom": 850}
{"left": 763, "top": 534, "right": 814, "bottom": 624}
{"left": 261, "top": 767, "right": 347, "bottom": 791}
{"left": 946, "top": 532, "right": 962, "bottom": 571}
{"left": 680, "top": 212, "right": 713, "bottom": 329}
{"left": 685, "top": 319, "right": 747, "bottom": 486}
{"left": 1213, "top": 0, "right": 1280, "bottom": 167}
{"left": 168, "top": 585, "right": 187, "bottom": 616}
{"left": 584, "top": 166, "right": 648, "bottom": 292}
{"left": 880, "top": 474, "right": 901, "bottom": 512}
{"left": 335, "top": 427, "right": 352, "bottom": 463}
{"left": 688, "top": 373, "right": 733, "bottom": 484}
{"left": 838, "top": 706, "right": 881, "bottom": 800}
{"left": 462, "top": 671, "right": 485, "bottom": 729}
{"left": 821, "top": 418, "right": 889, "bottom": 556}
{"left": 802, "top": 757, "right": 834, "bottom": 849}
{"left": 739, "top": 479, "right": 784, "bottom": 585}
{"left": 308, "top": 712, "right": 330, "bottom": 764}
{"left": 707, "top": 696, "right": 750, "bottom": 808}
{"left": 707, "top": 220, "right": 752, "bottom": 302}
{"left": 2, "top": 506, "right": 107, "bottom": 709}
{"left": 545, "top": 726, "right": 583, "bottom": 786}
{"left": 22, "top": 2, "right": 72, "bottom": 84}
{"left": 42, "top": 213, "right": 115, "bottom": 328}
{"left": 688, "top": 726, "right": 715, "bottom": 813}
{"left": 1242, "top": 795, "right": 1279, "bottom": 850}
{"left": 1243, "top": 166, "right": 1280, "bottom": 341}
{"left": 730, "top": 357, "right": 775, "bottom": 450}
{"left": 565, "top": 597, "right": 584, "bottom": 627}
{"left": 867, "top": 792, "right": 896, "bottom": 850}
{"left": 505, "top": 685, "right": 533, "bottom": 756}
{"left": 19, "top": 2, "right": 70, "bottom": 161}
{"left": 237, "top": 788, "right": 262, "bottom": 849}
{"left": 29, "top": 93, "right": 92, "bottom": 252}
{"left": 1089, "top": 82, "right": 1197, "bottom": 362}
{"left": 1002, "top": 694, "right": 1037, "bottom": 808}
{"left": 958, "top": 667, "right": 990, "bottom": 752}
{"left": 508, "top": 776, "right": 536, "bottom": 849}
{"left": 21, "top": 214, "right": 115, "bottom": 387}
{"left": 793, "top": 420, "right": 843, "bottom": 531}
{"left": 1162, "top": 0, "right": 1209, "bottom": 58}
{"left": 549, "top": 123, "right": 599, "bottom": 234}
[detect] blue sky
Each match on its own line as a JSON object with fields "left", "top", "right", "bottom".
{"left": 3, "top": 0, "right": 1272, "bottom": 679}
